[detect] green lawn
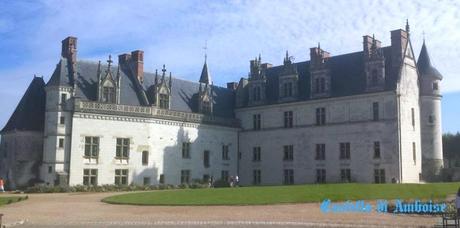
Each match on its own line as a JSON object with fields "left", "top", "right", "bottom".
{"left": 102, "top": 182, "right": 460, "bottom": 206}
{"left": 0, "top": 196, "right": 27, "bottom": 206}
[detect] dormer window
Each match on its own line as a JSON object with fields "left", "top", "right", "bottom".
{"left": 253, "top": 86, "right": 261, "bottom": 101}
{"left": 159, "top": 94, "right": 169, "bottom": 109}
{"left": 315, "top": 77, "right": 326, "bottom": 93}
{"left": 102, "top": 81, "right": 116, "bottom": 103}
{"left": 282, "top": 82, "right": 293, "bottom": 97}
{"left": 371, "top": 69, "right": 379, "bottom": 86}
{"left": 202, "top": 101, "right": 211, "bottom": 114}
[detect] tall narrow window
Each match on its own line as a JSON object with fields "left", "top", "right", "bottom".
{"left": 340, "top": 169, "right": 351, "bottom": 182}
{"left": 372, "top": 102, "right": 379, "bottom": 121}
{"left": 253, "top": 114, "right": 261, "bottom": 130}
{"left": 371, "top": 69, "right": 379, "bottom": 86}
{"left": 202, "top": 101, "right": 211, "bottom": 114}
{"left": 83, "top": 169, "right": 98, "bottom": 186}
{"left": 159, "top": 94, "right": 169, "bottom": 109}
{"left": 181, "top": 170, "right": 191, "bottom": 184}
{"left": 283, "top": 169, "right": 294, "bottom": 185}
{"left": 339, "top": 142, "right": 351, "bottom": 160}
{"left": 204, "top": 150, "right": 210, "bottom": 168}
{"left": 283, "top": 145, "right": 294, "bottom": 161}
{"left": 316, "top": 108, "right": 326, "bottom": 125}
{"left": 59, "top": 116, "right": 65, "bottom": 125}
{"left": 222, "top": 145, "right": 229, "bottom": 160}
{"left": 283, "top": 82, "right": 293, "bottom": 97}
{"left": 142, "top": 151, "right": 149, "bottom": 165}
{"left": 159, "top": 174, "right": 165, "bottom": 184}
{"left": 221, "top": 170, "right": 229, "bottom": 181}
{"left": 116, "top": 138, "right": 130, "bottom": 159}
{"left": 59, "top": 138, "right": 65, "bottom": 148}
{"left": 182, "top": 142, "right": 191, "bottom": 159}
{"left": 253, "top": 169, "right": 261, "bottom": 185}
{"left": 253, "top": 86, "right": 261, "bottom": 101}
{"left": 84, "top": 137, "right": 99, "bottom": 158}
{"left": 102, "top": 86, "right": 115, "bottom": 103}
{"left": 316, "top": 169, "right": 326, "bottom": 183}
{"left": 433, "top": 82, "right": 439, "bottom": 91}
{"left": 374, "top": 169, "right": 385, "bottom": 183}
{"left": 284, "top": 111, "right": 293, "bottom": 128}
{"left": 373, "top": 142, "right": 381, "bottom": 159}
{"left": 412, "top": 142, "right": 416, "bottom": 165}
{"left": 315, "top": 144, "right": 326, "bottom": 160}
{"left": 320, "top": 78, "right": 326, "bottom": 93}
{"left": 411, "top": 108, "right": 415, "bottom": 128}
{"left": 253, "top": 147, "right": 261, "bottom": 162}
{"left": 115, "top": 169, "right": 128, "bottom": 185}
{"left": 60, "top": 93, "right": 67, "bottom": 104}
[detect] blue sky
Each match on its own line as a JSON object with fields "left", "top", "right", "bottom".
{"left": 1, "top": 0, "right": 459, "bottom": 133}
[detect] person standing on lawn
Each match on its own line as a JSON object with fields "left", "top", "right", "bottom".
{"left": 0, "top": 178, "right": 5, "bottom": 193}
{"left": 456, "top": 188, "right": 460, "bottom": 215}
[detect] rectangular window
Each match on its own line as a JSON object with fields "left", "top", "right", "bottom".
{"left": 103, "top": 87, "right": 116, "bottom": 103}
{"left": 84, "top": 137, "right": 99, "bottom": 158}
{"left": 222, "top": 145, "right": 230, "bottom": 160}
{"left": 283, "top": 82, "right": 293, "bottom": 97}
{"left": 181, "top": 170, "right": 191, "bottom": 184}
{"left": 182, "top": 142, "right": 191, "bottom": 159}
{"left": 411, "top": 108, "right": 415, "bottom": 128}
{"left": 159, "top": 174, "right": 165, "bottom": 184}
{"left": 48, "top": 166, "right": 53, "bottom": 174}
{"left": 316, "top": 169, "right": 326, "bottom": 183}
{"left": 253, "top": 169, "right": 261, "bottom": 185}
{"left": 59, "top": 116, "right": 65, "bottom": 125}
{"left": 253, "top": 114, "right": 261, "bottom": 130}
{"left": 115, "top": 169, "right": 128, "bottom": 185}
{"left": 340, "top": 169, "right": 351, "bottom": 182}
{"left": 316, "top": 108, "right": 326, "bottom": 125}
{"left": 143, "top": 177, "right": 151, "bottom": 186}
{"left": 159, "top": 94, "right": 169, "bottom": 109}
{"left": 433, "top": 82, "right": 439, "bottom": 91}
{"left": 221, "top": 170, "right": 229, "bottom": 181}
{"left": 204, "top": 150, "right": 210, "bottom": 168}
{"left": 315, "top": 144, "right": 326, "bottom": 160}
{"left": 413, "top": 142, "right": 416, "bottom": 165}
{"left": 142, "top": 151, "right": 149, "bottom": 165}
{"left": 373, "top": 142, "right": 381, "bottom": 159}
{"left": 283, "top": 169, "right": 294, "bottom": 185}
{"left": 116, "top": 138, "right": 130, "bottom": 159}
{"left": 83, "top": 169, "right": 97, "bottom": 186}
{"left": 374, "top": 169, "right": 386, "bottom": 183}
{"left": 252, "top": 147, "right": 261, "bottom": 162}
{"left": 284, "top": 111, "right": 293, "bottom": 128}
{"left": 60, "top": 93, "right": 67, "bottom": 104}
{"left": 58, "top": 138, "right": 64, "bottom": 148}
{"left": 283, "top": 145, "right": 294, "bottom": 161}
{"left": 372, "top": 102, "right": 379, "bottom": 121}
{"left": 339, "top": 142, "right": 351, "bottom": 160}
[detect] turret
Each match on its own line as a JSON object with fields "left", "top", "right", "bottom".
{"left": 418, "top": 40, "right": 444, "bottom": 181}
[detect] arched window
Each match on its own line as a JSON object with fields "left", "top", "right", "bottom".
{"left": 159, "top": 94, "right": 169, "bottom": 109}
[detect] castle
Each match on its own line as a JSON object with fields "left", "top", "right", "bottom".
{"left": 0, "top": 23, "right": 444, "bottom": 189}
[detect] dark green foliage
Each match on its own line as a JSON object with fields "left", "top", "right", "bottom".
{"left": 443, "top": 133, "right": 460, "bottom": 167}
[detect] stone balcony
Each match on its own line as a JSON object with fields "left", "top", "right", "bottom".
{"left": 72, "top": 99, "right": 240, "bottom": 128}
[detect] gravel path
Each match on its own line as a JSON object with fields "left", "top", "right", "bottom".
{"left": 0, "top": 192, "right": 443, "bottom": 227}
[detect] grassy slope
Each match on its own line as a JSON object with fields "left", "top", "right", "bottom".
{"left": 0, "top": 196, "right": 26, "bottom": 206}
{"left": 102, "top": 182, "right": 460, "bottom": 206}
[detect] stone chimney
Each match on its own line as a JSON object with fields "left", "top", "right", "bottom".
{"left": 391, "top": 29, "right": 408, "bottom": 67}
{"left": 131, "top": 50, "right": 144, "bottom": 83}
{"left": 310, "top": 45, "right": 330, "bottom": 67}
{"left": 363, "top": 35, "right": 381, "bottom": 58}
{"left": 61, "top": 36, "right": 77, "bottom": 62}
{"left": 118, "top": 53, "right": 131, "bottom": 66}
{"left": 227, "top": 82, "right": 238, "bottom": 91}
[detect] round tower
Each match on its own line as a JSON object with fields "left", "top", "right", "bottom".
{"left": 418, "top": 40, "right": 443, "bottom": 181}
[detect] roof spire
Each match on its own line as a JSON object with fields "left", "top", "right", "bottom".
{"left": 405, "top": 19, "right": 410, "bottom": 34}
{"left": 107, "top": 55, "right": 113, "bottom": 69}
{"left": 199, "top": 55, "right": 211, "bottom": 84}
{"left": 161, "top": 64, "right": 166, "bottom": 80}
{"left": 203, "top": 40, "right": 208, "bottom": 63}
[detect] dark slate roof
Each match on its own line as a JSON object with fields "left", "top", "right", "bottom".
{"left": 71, "top": 61, "right": 234, "bottom": 118}
{"left": 47, "top": 58, "right": 73, "bottom": 87}
{"left": 245, "top": 46, "right": 398, "bottom": 105}
{"left": 417, "top": 41, "right": 443, "bottom": 80}
{"left": 199, "top": 60, "right": 211, "bottom": 84}
{"left": 1, "top": 77, "right": 46, "bottom": 133}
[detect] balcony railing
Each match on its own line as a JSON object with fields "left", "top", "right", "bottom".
{"left": 73, "top": 99, "right": 239, "bottom": 127}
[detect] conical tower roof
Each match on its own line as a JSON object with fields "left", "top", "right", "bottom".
{"left": 417, "top": 41, "right": 443, "bottom": 80}
{"left": 199, "top": 58, "right": 211, "bottom": 84}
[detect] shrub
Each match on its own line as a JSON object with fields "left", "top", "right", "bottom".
{"left": 213, "top": 179, "right": 230, "bottom": 188}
